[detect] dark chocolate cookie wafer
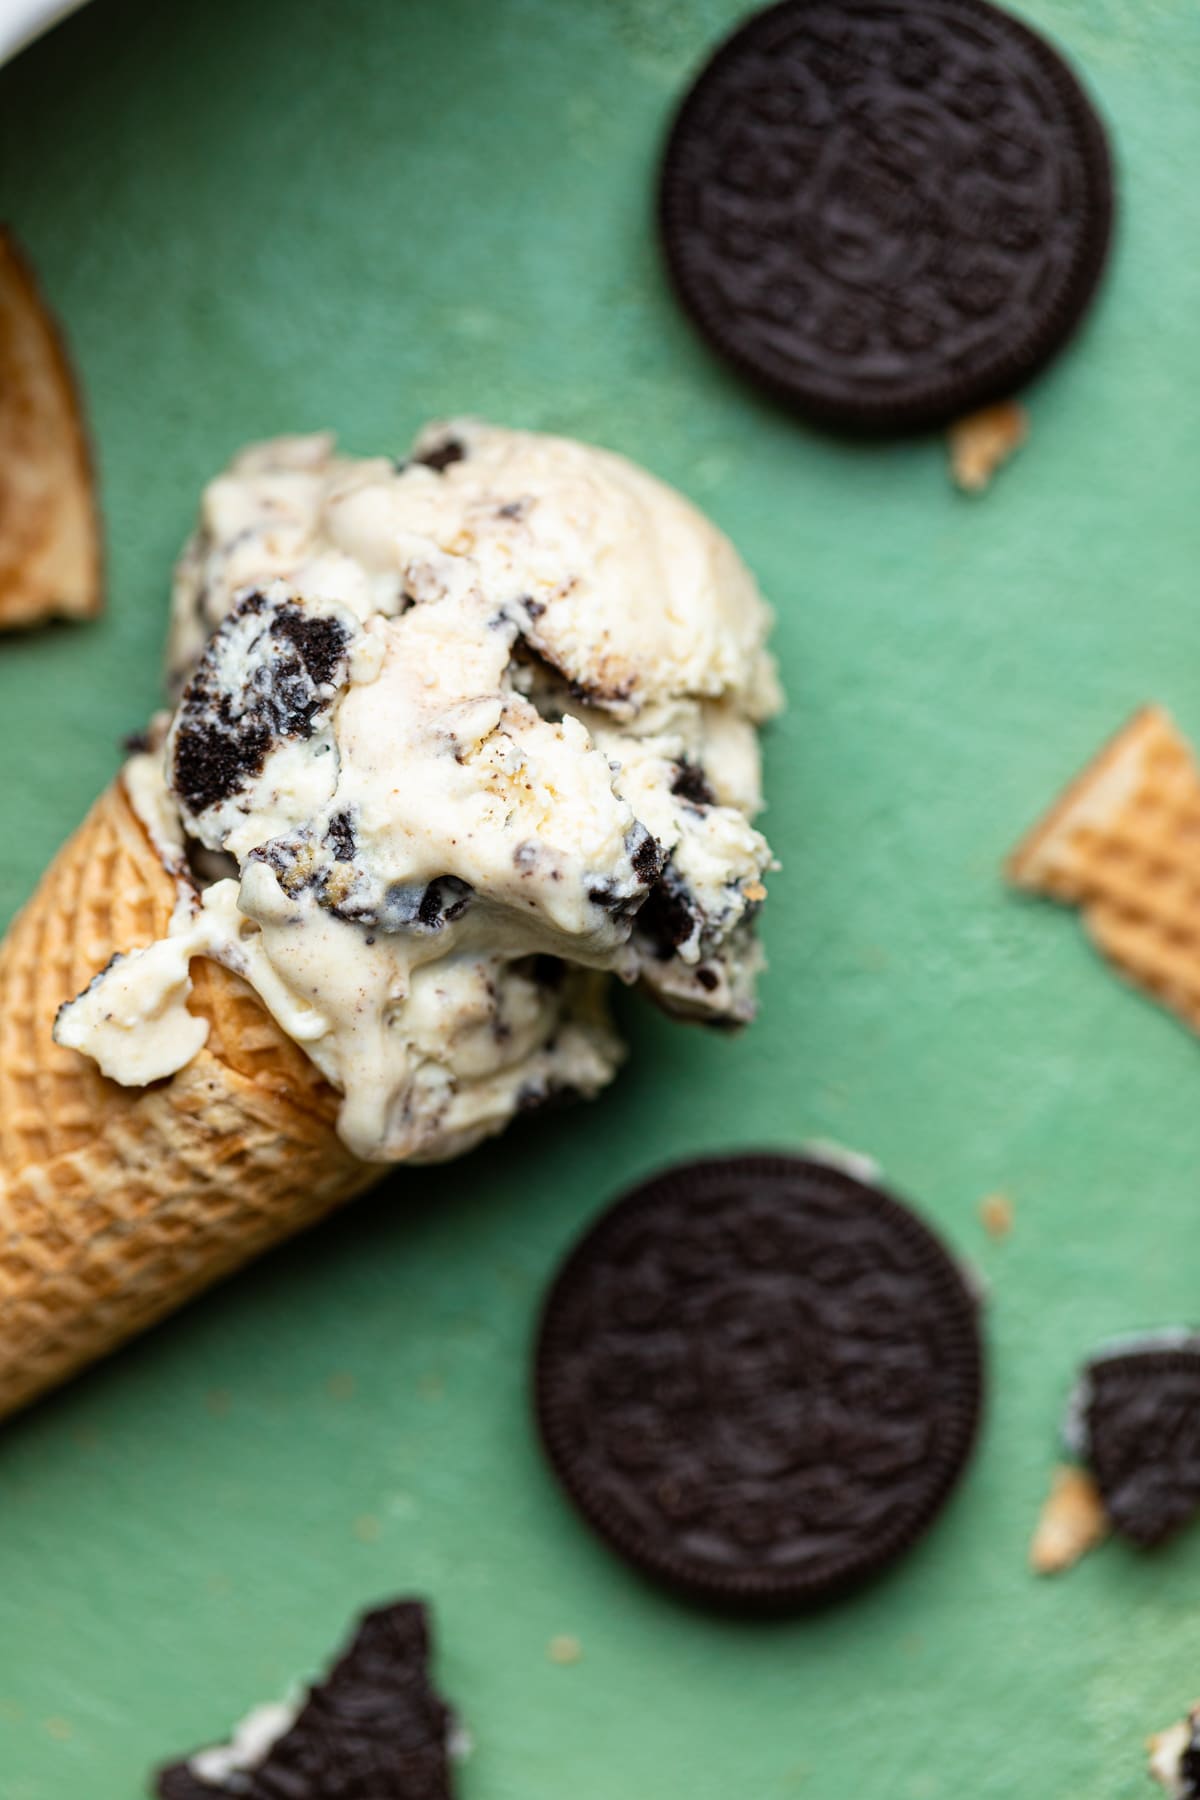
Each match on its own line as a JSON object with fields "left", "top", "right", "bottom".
{"left": 535, "top": 1154, "right": 983, "bottom": 1609}
{"left": 1082, "top": 1343, "right": 1200, "bottom": 1548}
{"left": 659, "top": 0, "right": 1114, "bottom": 431}
{"left": 155, "top": 1601, "right": 456, "bottom": 1798}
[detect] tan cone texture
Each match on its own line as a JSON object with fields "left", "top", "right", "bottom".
{"left": 0, "top": 229, "right": 102, "bottom": 627}
{"left": 1007, "top": 705, "right": 1200, "bottom": 1032}
{"left": 0, "top": 779, "right": 377, "bottom": 1419}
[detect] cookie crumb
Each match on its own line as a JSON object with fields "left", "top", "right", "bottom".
{"left": 1030, "top": 1464, "right": 1109, "bottom": 1575}
{"left": 548, "top": 1634, "right": 582, "bottom": 1665}
{"left": 948, "top": 401, "right": 1029, "bottom": 493}
{"left": 979, "top": 1193, "right": 1014, "bottom": 1239}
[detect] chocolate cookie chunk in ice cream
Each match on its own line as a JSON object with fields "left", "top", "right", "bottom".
{"left": 56, "top": 422, "right": 781, "bottom": 1163}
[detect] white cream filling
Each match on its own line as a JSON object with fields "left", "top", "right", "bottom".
{"left": 190, "top": 1697, "right": 301, "bottom": 1786}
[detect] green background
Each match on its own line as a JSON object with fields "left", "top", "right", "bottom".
{"left": 2, "top": 0, "right": 1200, "bottom": 1794}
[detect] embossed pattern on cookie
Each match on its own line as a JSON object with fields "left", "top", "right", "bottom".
{"left": 659, "top": 0, "right": 1114, "bottom": 431}
{"left": 535, "top": 1154, "right": 984, "bottom": 1609}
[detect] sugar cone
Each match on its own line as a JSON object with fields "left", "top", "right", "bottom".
{"left": 0, "top": 778, "right": 377, "bottom": 1419}
{"left": 1007, "top": 705, "right": 1200, "bottom": 1032}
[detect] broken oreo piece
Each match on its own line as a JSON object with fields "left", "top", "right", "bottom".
{"left": 154, "top": 1600, "right": 457, "bottom": 1798}
{"left": 659, "top": 0, "right": 1114, "bottom": 432}
{"left": 1075, "top": 1338, "right": 1200, "bottom": 1548}
{"left": 534, "top": 1154, "right": 983, "bottom": 1609}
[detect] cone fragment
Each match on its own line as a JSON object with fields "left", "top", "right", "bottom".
{"left": 1029, "top": 1464, "right": 1109, "bottom": 1576}
{"left": 0, "top": 779, "right": 376, "bottom": 1420}
{"left": 1007, "top": 705, "right": 1200, "bottom": 1031}
{"left": 0, "top": 228, "right": 102, "bottom": 627}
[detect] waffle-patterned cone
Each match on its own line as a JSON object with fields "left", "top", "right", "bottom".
{"left": 1007, "top": 705, "right": 1200, "bottom": 1031}
{"left": 0, "top": 778, "right": 377, "bottom": 1419}
{"left": 0, "top": 229, "right": 102, "bottom": 627}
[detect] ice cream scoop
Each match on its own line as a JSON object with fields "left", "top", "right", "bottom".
{"left": 56, "top": 420, "right": 781, "bottom": 1164}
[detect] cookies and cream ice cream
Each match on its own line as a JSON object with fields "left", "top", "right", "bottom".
{"left": 56, "top": 421, "right": 781, "bottom": 1164}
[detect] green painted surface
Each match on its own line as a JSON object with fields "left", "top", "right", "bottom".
{"left": 1, "top": 0, "right": 1199, "bottom": 1794}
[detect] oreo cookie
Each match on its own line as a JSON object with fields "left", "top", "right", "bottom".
{"left": 154, "top": 1600, "right": 456, "bottom": 1798}
{"left": 534, "top": 1154, "right": 984, "bottom": 1609}
{"left": 1077, "top": 1339, "right": 1200, "bottom": 1548}
{"left": 659, "top": 0, "right": 1114, "bottom": 431}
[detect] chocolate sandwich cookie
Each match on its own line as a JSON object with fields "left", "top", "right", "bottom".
{"left": 155, "top": 1600, "right": 456, "bottom": 1798}
{"left": 535, "top": 1153, "right": 983, "bottom": 1609}
{"left": 659, "top": 0, "right": 1114, "bottom": 431}
{"left": 1075, "top": 1338, "right": 1200, "bottom": 1548}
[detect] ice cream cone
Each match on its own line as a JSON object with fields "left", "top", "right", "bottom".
{"left": 0, "top": 776, "right": 376, "bottom": 1420}
{"left": 1007, "top": 705, "right": 1200, "bottom": 1032}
